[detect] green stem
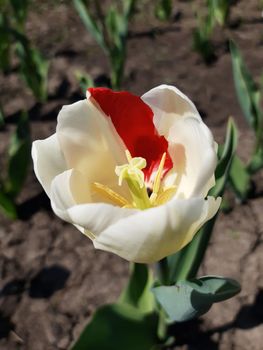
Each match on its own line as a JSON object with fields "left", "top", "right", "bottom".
{"left": 119, "top": 263, "right": 154, "bottom": 313}
{"left": 157, "top": 258, "right": 169, "bottom": 285}
{"left": 157, "top": 307, "right": 167, "bottom": 341}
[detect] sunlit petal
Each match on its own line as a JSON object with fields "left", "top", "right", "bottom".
{"left": 32, "top": 134, "right": 66, "bottom": 196}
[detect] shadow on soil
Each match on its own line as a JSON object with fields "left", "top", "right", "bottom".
{"left": 29, "top": 265, "right": 70, "bottom": 299}
{"left": 17, "top": 191, "right": 52, "bottom": 220}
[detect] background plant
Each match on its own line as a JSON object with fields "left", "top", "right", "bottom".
{"left": 0, "top": 112, "right": 31, "bottom": 218}
{"left": 229, "top": 41, "right": 263, "bottom": 201}
{"left": 155, "top": 0, "right": 172, "bottom": 21}
{"left": 0, "top": 0, "right": 48, "bottom": 218}
{"left": 0, "top": 0, "right": 49, "bottom": 101}
{"left": 74, "top": 0, "right": 136, "bottom": 90}
{"left": 193, "top": 0, "right": 232, "bottom": 62}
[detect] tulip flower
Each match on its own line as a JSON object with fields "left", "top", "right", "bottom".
{"left": 32, "top": 85, "right": 221, "bottom": 263}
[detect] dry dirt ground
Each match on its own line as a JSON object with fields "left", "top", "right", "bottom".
{"left": 0, "top": 1, "right": 263, "bottom": 349}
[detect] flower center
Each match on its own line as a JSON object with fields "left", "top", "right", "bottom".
{"left": 92, "top": 150, "right": 176, "bottom": 210}
{"left": 115, "top": 150, "right": 151, "bottom": 210}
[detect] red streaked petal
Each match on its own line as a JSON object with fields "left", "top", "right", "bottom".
{"left": 88, "top": 87, "right": 172, "bottom": 183}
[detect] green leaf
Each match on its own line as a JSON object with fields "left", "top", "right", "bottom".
{"left": 192, "top": 15, "right": 215, "bottom": 63}
{"left": 208, "top": 0, "right": 230, "bottom": 26}
{"left": 123, "top": 0, "right": 136, "bottom": 20}
{"left": 248, "top": 147, "right": 263, "bottom": 174}
{"left": 16, "top": 38, "right": 49, "bottom": 102}
{"left": 106, "top": 7, "right": 124, "bottom": 50}
{"left": 105, "top": 5, "right": 129, "bottom": 90}
{"left": 0, "top": 13, "right": 12, "bottom": 71}
{"left": 6, "top": 111, "right": 31, "bottom": 198}
{"left": 230, "top": 40, "right": 262, "bottom": 133}
{"left": 119, "top": 263, "right": 154, "bottom": 314}
{"left": 0, "top": 190, "right": 17, "bottom": 219}
{"left": 0, "top": 104, "right": 5, "bottom": 129}
{"left": 212, "top": 118, "right": 238, "bottom": 197}
{"left": 162, "top": 119, "right": 238, "bottom": 284}
{"left": 194, "top": 276, "right": 241, "bottom": 302}
{"left": 229, "top": 155, "right": 250, "bottom": 201}
{"left": 155, "top": 0, "right": 172, "bottom": 21}
{"left": 10, "top": 0, "right": 28, "bottom": 29}
{"left": 71, "top": 303, "right": 159, "bottom": 350}
{"left": 152, "top": 276, "right": 241, "bottom": 323}
{"left": 75, "top": 71, "right": 94, "bottom": 95}
{"left": 73, "top": 0, "right": 106, "bottom": 52}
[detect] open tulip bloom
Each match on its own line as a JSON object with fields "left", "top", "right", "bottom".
{"left": 32, "top": 84, "right": 221, "bottom": 263}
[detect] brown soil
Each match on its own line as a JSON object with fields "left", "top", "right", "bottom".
{"left": 0, "top": 1, "right": 263, "bottom": 349}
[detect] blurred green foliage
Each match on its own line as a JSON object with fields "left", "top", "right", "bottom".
{"left": 0, "top": 0, "right": 48, "bottom": 218}
{"left": 0, "top": 112, "right": 31, "bottom": 218}
{"left": 193, "top": 0, "right": 231, "bottom": 62}
{"left": 155, "top": 0, "right": 172, "bottom": 21}
{"left": 230, "top": 41, "right": 263, "bottom": 200}
{"left": 0, "top": 0, "right": 49, "bottom": 101}
{"left": 74, "top": 0, "right": 136, "bottom": 90}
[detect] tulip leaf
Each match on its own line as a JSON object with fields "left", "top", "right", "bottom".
{"left": 230, "top": 40, "right": 262, "bottom": 133}
{"left": 119, "top": 263, "right": 155, "bottom": 314}
{"left": 212, "top": 118, "right": 238, "bottom": 197}
{"left": 0, "top": 13, "right": 11, "bottom": 72}
{"left": 73, "top": 0, "right": 106, "bottom": 52}
{"left": 75, "top": 70, "right": 94, "bottom": 95}
{"left": 208, "top": 0, "right": 230, "bottom": 26}
{"left": 162, "top": 119, "right": 238, "bottom": 284}
{"left": 248, "top": 147, "right": 263, "bottom": 174}
{"left": 152, "top": 276, "right": 241, "bottom": 323}
{"left": 74, "top": 0, "right": 135, "bottom": 90}
{"left": 10, "top": 0, "right": 28, "bottom": 29}
{"left": 0, "top": 190, "right": 17, "bottom": 219}
{"left": 123, "top": 0, "right": 136, "bottom": 19}
{"left": 229, "top": 154, "right": 250, "bottom": 201}
{"left": 155, "top": 0, "right": 172, "bottom": 21}
{"left": 0, "top": 104, "right": 5, "bottom": 129}
{"left": 16, "top": 38, "right": 49, "bottom": 102}
{"left": 71, "top": 303, "right": 159, "bottom": 350}
{"left": 106, "top": 7, "right": 123, "bottom": 50}
{"left": 6, "top": 111, "right": 31, "bottom": 198}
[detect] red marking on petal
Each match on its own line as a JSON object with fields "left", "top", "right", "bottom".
{"left": 88, "top": 87, "right": 173, "bottom": 183}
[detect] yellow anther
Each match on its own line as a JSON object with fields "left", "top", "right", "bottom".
{"left": 154, "top": 186, "right": 177, "bottom": 206}
{"left": 150, "top": 152, "right": 166, "bottom": 204}
{"left": 93, "top": 150, "right": 176, "bottom": 210}
{"left": 92, "top": 182, "right": 130, "bottom": 207}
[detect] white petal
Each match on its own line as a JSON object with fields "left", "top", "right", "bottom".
{"left": 93, "top": 196, "right": 221, "bottom": 263}
{"left": 141, "top": 84, "right": 201, "bottom": 138}
{"left": 32, "top": 134, "right": 66, "bottom": 197}
{"left": 67, "top": 203, "right": 137, "bottom": 238}
{"left": 50, "top": 168, "right": 91, "bottom": 222}
{"left": 56, "top": 99, "right": 129, "bottom": 199}
{"left": 166, "top": 116, "right": 217, "bottom": 198}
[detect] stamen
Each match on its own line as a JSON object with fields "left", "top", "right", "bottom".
{"left": 150, "top": 152, "right": 166, "bottom": 204}
{"left": 92, "top": 182, "right": 130, "bottom": 207}
{"left": 155, "top": 186, "right": 177, "bottom": 206}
